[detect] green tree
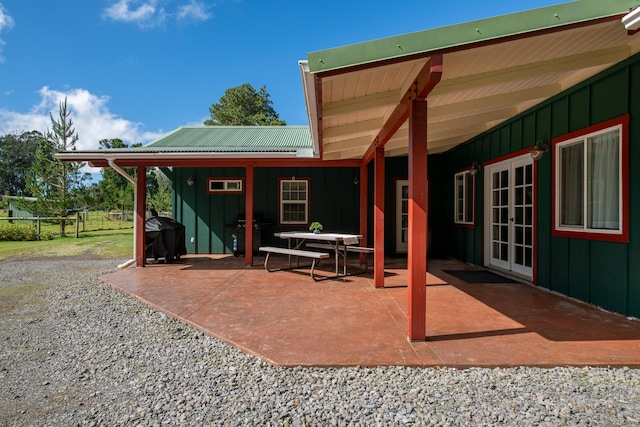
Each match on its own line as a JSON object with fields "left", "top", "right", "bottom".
{"left": 95, "top": 140, "right": 172, "bottom": 214}
{"left": 95, "top": 138, "right": 136, "bottom": 212}
{"left": 204, "top": 83, "right": 286, "bottom": 126}
{"left": 28, "top": 98, "right": 87, "bottom": 237}
{"left": 0, "top": 130, "right": 42, "bottom": 196}
{"left": 147, "top": 168, "right": 172, "bottom": 213}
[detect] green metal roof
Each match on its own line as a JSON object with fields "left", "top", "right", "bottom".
{"left": 140, "top": 126, "right": 313, "bottom": 152}
{"left": 307, "top": 0, "right": 640, "bottom": 73}
{"left": 55, "top": 126, "right": 319, "bottom": 163}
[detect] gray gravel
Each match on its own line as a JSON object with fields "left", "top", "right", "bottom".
{"left": 1, "top": 258, "right": 640, "bottom": 426}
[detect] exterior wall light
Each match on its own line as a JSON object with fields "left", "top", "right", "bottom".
{"left": 469, "top": 162, "right": 481, "bottom": 176}
{"left": 187, "top": 176, "right": 195, "bottom": 186}
{"left": 622, "top": 7, "right": 640, "bottom": 31}
{"left": 530, "top": 140, "right": 548, "bottom": 161}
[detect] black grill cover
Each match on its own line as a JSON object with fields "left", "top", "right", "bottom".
{"left": 145, "top": 216, "right": 186, "bottom": 262}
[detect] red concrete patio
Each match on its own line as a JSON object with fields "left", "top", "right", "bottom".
{"left": 102, "top": 255, "right": 640, "bottom": 368}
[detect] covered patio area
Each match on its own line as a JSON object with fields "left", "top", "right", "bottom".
{"left": 102, "top": 256, "right": 640, "bottom": 368}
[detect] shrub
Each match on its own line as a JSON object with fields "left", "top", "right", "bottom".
{"left": 0, "top": 223, "right": 54, "bottom": 241}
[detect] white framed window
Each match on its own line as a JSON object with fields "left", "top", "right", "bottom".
{"left": 553, "top": 115, "right": 628, "bottom": 242}
{"left": 207, "top": 178, "right": 244, "bottom": 194}
{"left": 279, "top": 178, "right": 309, "bottom": 225}
{"left": 454, "top": 170, "right": 475, "bottom": 225}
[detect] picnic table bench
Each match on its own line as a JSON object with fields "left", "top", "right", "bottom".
{"left": 259, "top": 246, "right": 330, "bottom": 281}
{"left": 305, "top": 243, "right": 374, "bottom": 273}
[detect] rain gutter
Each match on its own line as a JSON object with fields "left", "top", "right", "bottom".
{"left": 108, "top": 157, "right": 137, "bottom": 269}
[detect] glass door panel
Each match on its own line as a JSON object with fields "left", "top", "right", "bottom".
{"left": 395, "top": 180, "right": 408, "bottom": 253}
{"left": 484, "top": 155, "right": 534, "bottom": 279}
{"left": 488, "top": 164, "right": 510, "bottom": 270}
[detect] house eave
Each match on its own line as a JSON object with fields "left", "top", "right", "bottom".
{"left": 306, "top": 0, "right": 637, "bottom": 74}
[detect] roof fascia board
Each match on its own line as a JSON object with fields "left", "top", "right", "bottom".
{"left": 55, "top": 151, "right": 303, "bottom": 162}
{"left": 306, "top": 0, "right": 639, "bottom": 74}
{"left": 84, "top": 158, "right": 362, "bottom": 168}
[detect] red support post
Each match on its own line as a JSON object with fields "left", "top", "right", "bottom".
{"left": 245, "top": 166, "right": 254, "bottom": 266}
{"left": 135, "top": 166, "right": 147, "bottom": 267}
{"left": 407, "top": 99, "right": 428, "bottom": 340}
{"left": 374, "top": 146, "right": 385, "bottom": 288}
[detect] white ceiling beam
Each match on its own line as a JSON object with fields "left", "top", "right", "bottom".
{"left": 326, "top": 106, "right": 515, "bottom": 156}
{"left": 323, "top": 136, "right": 374, "bottom": 154}
{"left": 429, "top": 84, "right": 560, "bottom": 118}
{"left": 323, "top": 118, "right": 383, "bottom": 140}
{"left": 384, "top": 137, "right": 462, "bottom": 157}
{"left": 428, "top": 108, "right": 518, "bottom": 133}
{"left": 385, "top": 125, "right": 489, "bottom": 151}
{"left": 322, "top": 146, "right": 366, "bottom": 160}
{"left": 323, "top": 89, "right": 401, "bottom": 117}
{"left": 432, "top": 46, "right": 630, "bottom": 95}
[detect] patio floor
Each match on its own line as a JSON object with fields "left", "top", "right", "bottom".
{"left": 101, "top": 255, "right": 640, "bottom": 368}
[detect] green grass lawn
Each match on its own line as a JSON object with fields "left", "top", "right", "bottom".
{"left": 0, "top": 228, "right": 134, "bottom": 261}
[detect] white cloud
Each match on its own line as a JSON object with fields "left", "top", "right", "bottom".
{"left": 103, "top": 0, "right": 165, "bottom": 28}
{"left": 0, "top": 86, "right": 163, "bottom": 151}
{"left": 0, "top": 87, "right": 164, "bottom": 174}
{"left": 0, "top": 4, "right": 13, "bottom": 31}
{"left": 103, "top": 0, "right": 212, "bottom": 27}
{"left": 177, "top": 1, "right": 212, "bottom": 23}
{"left": 0, "top": 3, "right": 15, "bottom": 63}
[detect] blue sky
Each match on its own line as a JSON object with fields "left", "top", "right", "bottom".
{"left": 0, "top": 0, "right": 563, "bottom": 153}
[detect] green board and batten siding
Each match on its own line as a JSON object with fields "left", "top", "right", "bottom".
{"left": 435, "top": 52, "right": 640, "bottom": 317}
{"left": 172, "top": 166, "right": 360, "bottom": 255}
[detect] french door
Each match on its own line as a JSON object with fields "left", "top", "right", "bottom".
{"left": 484, "top": 154, "right": 534, "bottom": 279}
{"left": 395, "top": 180, "right": 408, "bottom": 253}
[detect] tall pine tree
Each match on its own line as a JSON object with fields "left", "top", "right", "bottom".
{"left": 29, "top": 98, "right": 87, "bottom": 237}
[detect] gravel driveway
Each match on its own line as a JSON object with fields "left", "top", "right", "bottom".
{"left": 1, "top": 257, "right": 640, "bottom": 426}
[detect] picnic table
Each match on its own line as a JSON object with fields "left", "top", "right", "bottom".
{"left": 259, "top": 231, "right": 363, "bottom": 280}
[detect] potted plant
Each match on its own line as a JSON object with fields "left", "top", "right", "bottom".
{"left": 309, "top": 221, "right": 323, "bottom": 234}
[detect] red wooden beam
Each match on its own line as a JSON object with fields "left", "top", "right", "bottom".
{"left": 135, "top": 166, "right": 147, "bottom": 267}
{"left": 361, "top": 54, "right": 443, "bottom": 166}
{"left": 407, "top": 99, "right": 428, "bottom": 341}
{"left": 373, "top": 146, "right": 385, "bottom": 288}
{"left": 245, "top": 166, "right": 254, "bottom": 266}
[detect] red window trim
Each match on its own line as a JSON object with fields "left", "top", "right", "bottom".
{"left": 206, "top": 177, "right": 245, "bottom": 195}
{"left": 551, "top": 114, "right": 630, "bottom": 243}
{"left": 277, "top": 177, "right": 311, "bottom": 227}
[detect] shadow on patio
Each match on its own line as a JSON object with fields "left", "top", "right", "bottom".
{"left": 101, "top": 255, "right": 640, "bottom": 368}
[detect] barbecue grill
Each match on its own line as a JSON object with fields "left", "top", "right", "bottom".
{"left": 145, "top": 216, "right": 187, "bottom": 263}
{"left": 225, "top": 213, "right": 268, "bottom": 256}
